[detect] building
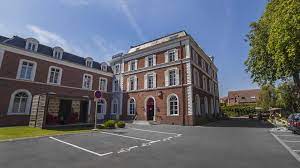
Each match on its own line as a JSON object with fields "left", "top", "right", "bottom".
{"left": 0, "top": 31, "right": 220, "bottom": 126}
{"left": 226, "top": 89, "right": 260, "bottom": 106}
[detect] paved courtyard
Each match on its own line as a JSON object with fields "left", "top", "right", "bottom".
{"left": 0, "top": 119, "right": 300, "bottom": 168}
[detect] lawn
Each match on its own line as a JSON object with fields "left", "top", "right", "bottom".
{"left": 0, "top": 126, "right": 92, "bottom": 141}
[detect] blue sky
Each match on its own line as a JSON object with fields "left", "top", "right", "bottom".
{"left": 0, "top": 0, "right": 267, "bottom": 96}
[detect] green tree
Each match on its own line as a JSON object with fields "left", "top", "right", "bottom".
{"left": 276, "top": 81, "right": 300, "bottom": 112}
{"left": 258, "top": 84, "right": 276, "bottom": 111}
{"left": 245, "top": 0, "right": 300, "bottom": 90}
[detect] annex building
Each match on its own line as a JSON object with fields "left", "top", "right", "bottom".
{"left": 0, "top": 31, "right": 220, "bottom": 126}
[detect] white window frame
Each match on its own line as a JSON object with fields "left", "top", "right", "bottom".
{"left": 111, "top": 99, "right": 119, "bottom": 114}
{"left": 165, "top": 68, "right": 179, "bottom": 86}
{"left": 114, "top": 64, "right": 120, "bottom": 74}
{"left": 113, "top": 78, "right": 119, "bottom": 92}
{"left": 85, "top": 58, "right": 93, "bottom": 68}
{"left": 127, "top": 97, "right": 136, "bottom": 116}
{"left": 203, "top": 75, "right": 207, "bottom": 91}
{"left": 16, "top": 59, "right": 37, "bottom": 81}
{"left": 0, "top": 49, "right": 5, "bottom": 69}
{"left": 7, "top": 89, "right": 32, "bottom": 115}
{"left": 47, "top": 66, "right": 63, "bottom": 85}
{"left": 145, "top": 54, "right": 156, "bottom": 67}
{"left": 128, "top": 60, "right": 138, "bottom": 71}
{"left": 167, "top": 94, "right": 179, "bottom": 116}
{"left": 96, "top": 98, "right": 107, "bottom": 115}
{"left": 52, "top": 47, "right": 63, "bottom": 59}
{"left": 82, "top": 73, "right": 93, "bottom": 90}
{"left": 101, "top": 64, "right": 107, "bottom": 71}
{"left": 127, "top": 75, "right": 137, "bottom": 91}
{"left": 99, "top": 77, "right": 108, "bottom": 91}
{"left": 25, "top": 38, "right": 39, "bottom": 52}
{"left": 144, "top": 72, "right": 156, "bottom": 89}
{"left": 165, "top": 49, "right": 178, "bottom": 63}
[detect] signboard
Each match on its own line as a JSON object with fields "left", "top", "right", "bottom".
{"left": 94, "top": 90, "right": 102, "bottom": 102}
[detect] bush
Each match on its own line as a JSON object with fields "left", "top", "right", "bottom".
{"left": 116, "top": 121, "right": 126, "bottom": 128}
{"left": 103, "top": 120, "right": 116, "bottom": 129}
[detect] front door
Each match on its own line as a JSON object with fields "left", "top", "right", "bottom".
{"left": 146, "top": 98, "right": 154, "bottom": 120}
{"left": 59, "top": 99, "right": 72, "bottom": 124}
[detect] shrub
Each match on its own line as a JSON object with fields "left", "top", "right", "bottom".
{"left": 103, "top": 120, "right": 116, "bottom": 129}
{"left": 116, "top": 121, "right": 126, "bottom": 128}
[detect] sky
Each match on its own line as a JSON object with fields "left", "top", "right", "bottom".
{"left": 0, "top": 0, "right": 268, "bottom": 97}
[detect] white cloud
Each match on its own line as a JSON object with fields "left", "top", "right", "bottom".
{"left": 92, "top": 35, "right": 124, "bottom": 60}
{"left": 26, "top": 24, "right": 85, "bottom": 56}
{"left": 119, "top": 0, "right": 146, "bottom": 41}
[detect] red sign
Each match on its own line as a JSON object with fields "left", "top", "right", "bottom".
{"left": 94, "top": 90, "right": 102, "bottom": 99}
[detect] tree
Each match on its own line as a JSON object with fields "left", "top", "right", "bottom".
{"left": 245, "top": 0, "right": 300, "bottom": 90}
{"left": 258, "top": 84, "right": 276, "bottom": 111}
{"left": 276, "top": 81, "right": 300, "bottom": 112}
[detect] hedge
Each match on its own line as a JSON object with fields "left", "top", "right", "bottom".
{"left": 221, "top": 104, "right": 256, "bottom": 117}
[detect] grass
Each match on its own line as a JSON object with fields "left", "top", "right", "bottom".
{"left": 0, "top": 126, "right": 92, "bottom": 141}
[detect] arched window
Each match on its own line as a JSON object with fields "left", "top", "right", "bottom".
{"left": 8, "top": 89, "right": 32, "bottom": 115}
{"left": 167, "top": 94, "right": 179, "bottom": 116}
{"left": 128, "top": 98, "right": 136, "bottom": 115}
{"left": 111, "top": 99, "right": 118, "bottom": 114}
{"left": 97, "top": 98, "right": 106, "bottom": 114}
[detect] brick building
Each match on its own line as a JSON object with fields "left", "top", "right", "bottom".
{"left": 226, "top": 89, "right": 260, "bottom": 106}
{"left": 0, "top": 31, "right": 220, "bottom": 126}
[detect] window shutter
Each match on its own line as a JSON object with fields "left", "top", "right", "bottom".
{"left": 164, "top": 51, "right": 168, "bottom": 63}
{"left": 134, "top": 76, "right": 138, "bottom": 90}
{"left": 145, "top": 56, "right": 148, "bottom": 67}
{"left": 164, "top": 70, "right": 169, "bottom": 86}
{"left": 175, "top": 49, "right": 179, "bottom": 60}
{"left": 144, "top": 74, "right": 147, "bottom": 89}
{"left": 175, "top": 69, "right": 180, "bottom": 85}
{"left": 128, "top": 62, "right": 130, "bottom": 71}
{"left": 127, "top": 78, "right": 130, "bottom": 91}
{"left": 153, "top": 73, "right": 157, "bottom": 88}
{"left": 135, "top": 60, "right": 138, "bottom": 70}
{"left": 153, "top": 54, "right": 156, "bottom": 66}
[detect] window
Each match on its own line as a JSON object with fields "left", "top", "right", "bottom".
{"left": 113, "top": 79, "right": 119, "bottom": 92}
{"left": 17, "top": 59, "right": 36, "bottom": 81}
{"left": 130, "top": 76, "right": 135, "bottom": 91}
{"left": 99, "top": 78, "right": 107, "bottom": 91}
{"left": 25, "top": 38, "right": 39, "bottom": 52}
{"left": 8, "top": 89, "right": 32, "bottom": 115}
{"left": 145, "top": 55, "right": 156, "bottom": 67}
{"left": 85, "top": 57, "right": 93, "bottom": 68}
{"left": 193, "top": 68, "right": 200, "bottom": 87}
{"left": 101, "top": 64, "right": 107, "bottom": 71}
{"left": 203, "top": 76, "right": 207, "bottom": 91}
{"left": 111, "top": 99, "right": 118, "bottom": 114}
{"left": 168, "top": 94, "right": 179, "bottom": 116}
{"left": 47, "top": 66, "right": 62, "bottom": 85}
{"left": 97, "top": 99, "right": 106, "bottom": 114}
{"left": 169, "top": 70, "right": 176, "bottom": 86}
{"left": 128, "top": 98, "right": 136, "bottom": 115}
{"left": 165, "top": 68, "right": 179, "bottom": 86}
{"left": 114, "top": 64, "right": 120, "bottom": 74}
{"left": 148, "top": 74, "right": 154, "bottom": 88}
{"left": 128, "top": 60, "right": 137, "bottom": 71}
{"left": 82, "top": 74, "right": 93, "bottom": 90}
{"left": 53, "top": 47, "right": 63, "bottom": 59}
{"left": 165, "top": 49, "right": 178, "bottom": 63}
{"left": 144, "top": 72, "right": 156, "bottom": 89}
{"left": 127, "top": 75, "right": 137, "bottom": 91}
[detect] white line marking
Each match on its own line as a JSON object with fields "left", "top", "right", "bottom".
{"left": 49, "top": 137, "right": 113, "bottom": 157}
{"left": 129, "top": 128, "right": 180, "bottom": 135}
{"left": 117, "top": 146, "right": 139, "bottom": 153}
{"left": 271, "top": 133, "right": 300, "bottom": 162}
{"left": 276, "top": 134, "right": 300, "bottom": 137}
{"left": 283, "top": 140, "right": 300, "bottom": 143}
{"left": 149, "top": 140, "right": 161, "bottom": 144}
{"left": 100, "top": 131, "right": 153, "bottom": 142}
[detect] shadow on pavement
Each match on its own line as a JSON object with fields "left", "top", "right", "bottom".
{"left": 203, "top": 118, "right": 275, "bottom": 128}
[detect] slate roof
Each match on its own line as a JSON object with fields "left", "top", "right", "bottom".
{"left": 0, "top": 35, "right": 112, "bottom": 73}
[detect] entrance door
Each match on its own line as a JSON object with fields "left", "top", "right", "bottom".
{"left": 146, "top": 98, "right": 154, "bottom": 120}
{"left": 59, "top": 99, "right": 72, "bottom": 123}
{"left": 80, "top": 101, "right": 89, "bottom": 123}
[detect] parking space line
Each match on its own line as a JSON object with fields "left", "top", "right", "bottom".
{"left": 283, "top": 140, "right": 300, "bottom": 143}
{"left": 100, "top": 131, "right": 154, "bottom": 142}
{"left": 49, "top": 137, "right": 113, "bottom": 157}
{"left": 276, "top": 135, "right": 299, "bottom": 137}
{"left": 129, "top": 128, "right": 180, "bottom": 135}
{"left": 271, "top": 133, "right": 300, "bottom": 162}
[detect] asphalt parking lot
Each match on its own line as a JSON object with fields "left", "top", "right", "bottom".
{"left": 0, "top": 119, "right": 300, "bottom": 168}
{"left": 270, "top": 127, "right": 300, "bottom": 162}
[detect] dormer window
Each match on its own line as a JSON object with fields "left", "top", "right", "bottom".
{"left": 25, "top": 38, "right": 39, "bottom": 52}
{"left": 52, "top": 47, "right": 63, "bottom": 59}
{"left": 100, "top": 63, "right": 107, "bottom": 71}
{"left": 85, "top": 57, "right": 93, "bottom": 68}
